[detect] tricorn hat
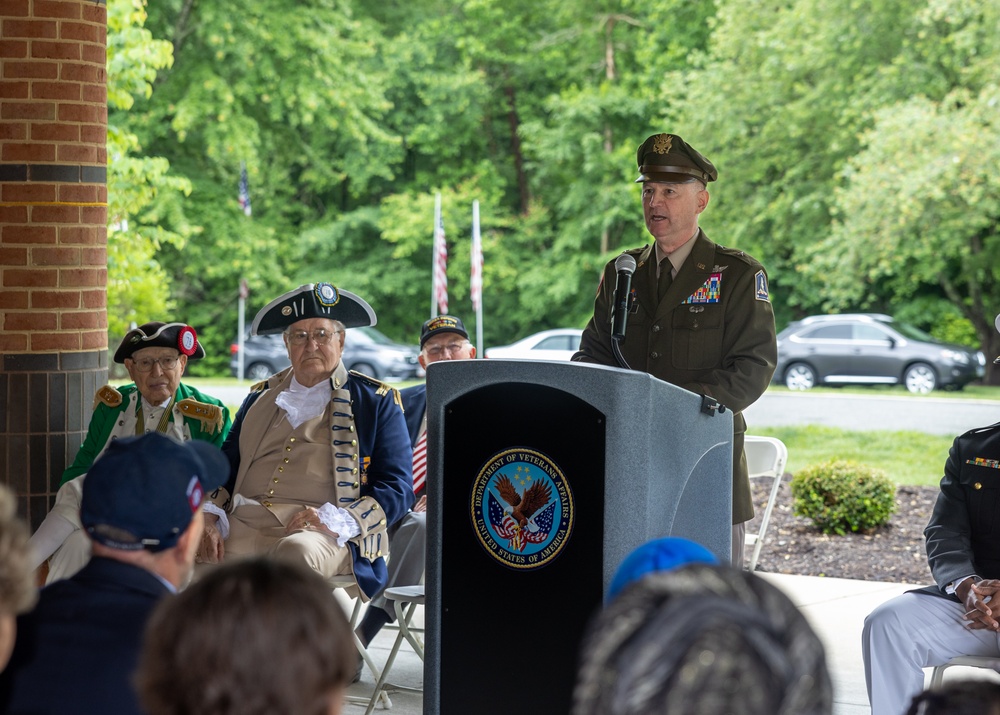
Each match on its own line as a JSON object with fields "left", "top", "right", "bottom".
{"left": 635, "top": 133, "right": 717, "bottom": 184}
{"left": 114, "top": 322, "right": 205, "bottom": 363}
{"left": 251, "top": 283, "right": 377, "bottom": 335}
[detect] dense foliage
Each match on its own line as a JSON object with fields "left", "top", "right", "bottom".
{"left": 791, "top": 460, "right": 897, "bottom": 535}
{"left": 108, "top": 0, "right": 1000, "bottom": 377}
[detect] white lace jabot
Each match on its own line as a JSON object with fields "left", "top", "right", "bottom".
{"left": 274, "top": 375, "right": 332, "bottom": 428}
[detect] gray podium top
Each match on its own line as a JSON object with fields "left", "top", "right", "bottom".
{"left": 425, "top": 358, "right": 734, "bottom": 578}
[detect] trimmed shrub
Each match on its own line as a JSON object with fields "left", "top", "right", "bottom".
{"left": 790, "top": 460, "right": 896, "bottom": 535}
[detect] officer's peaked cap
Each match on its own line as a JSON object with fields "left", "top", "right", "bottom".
{"left": 635, "top": 133, "right": 717, "bottom": 184}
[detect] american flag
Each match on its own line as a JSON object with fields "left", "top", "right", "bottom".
{"left": 471, "top": 200, "right": 483, "bottom": 311}
{"left": 488, "top": 492, "right": 524, "bottom": 551}
{"left": 238, "top": 163, "right": 252, "bottom": 217}
{"left": 522, "top": 502, "right": 554, "bottom": 545}
{"left": 433, "top": 193, "right": 448, "bottom": 314}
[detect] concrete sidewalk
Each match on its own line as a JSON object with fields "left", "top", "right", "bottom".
{"left": 342, "top": 573, "right": 983, "bottom": 715}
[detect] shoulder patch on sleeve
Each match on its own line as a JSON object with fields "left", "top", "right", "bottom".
{"left": 93, "top": 385, "right": 122, "bottom": 410}
{"left": 176, "top": 398, "right": 226, "bottom": 435}
{"left": 754, "top": 270, "right": 770, "bottom": 302}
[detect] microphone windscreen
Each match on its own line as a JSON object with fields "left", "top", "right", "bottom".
{"left": 614, "top": 253, "right": 637, "bottom": 276}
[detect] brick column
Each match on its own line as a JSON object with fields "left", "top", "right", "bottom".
{"left": 0, "top": 0, "right": 108, "bottom": 528}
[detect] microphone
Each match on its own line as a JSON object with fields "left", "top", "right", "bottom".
{"left": 610, "top": 253, "right": 636, "bottom": 342}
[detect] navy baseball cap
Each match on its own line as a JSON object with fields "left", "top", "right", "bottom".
{"left": 419, "top": 315, "right": 469, "bottom": 348}
{"left": 81, "top": 432, "right": 229, "bottom": 552}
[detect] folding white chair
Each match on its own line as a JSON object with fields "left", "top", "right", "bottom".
{"left": 929, "top": 655, "right": 1000, "bottom": 688}
{"left": 364, "top": 585, "right": 425, "bottom": 714}
{"left": 327, "top": 575, "right": 392, "bottom": 710}
{"left": 744, "top": 435, "right": 788, "bottom": 572}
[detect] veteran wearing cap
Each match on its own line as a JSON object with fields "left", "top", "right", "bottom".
{"left": 354, "top": 315, "right": 475, "bottom": 660}
{"left": 28, "top": 321, "right": 232, "bottom": 584}
{"left": 198, "top": 283, "right": 413, "bottom": 602}
{"left": 0, "top": 432, "right": 226, "bottom": 715}
{"left": 573, "top": 133, "right": 777, "bottom": 567}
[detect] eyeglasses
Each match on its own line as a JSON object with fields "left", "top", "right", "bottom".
{"left": 424, "top": 341, "right": 469, "bottom": 358}
{"left": 285, "top": 328, "right": 341, "bottom": 346}
{"left": 130, "top": 356, "right": 180, "bottom": 372}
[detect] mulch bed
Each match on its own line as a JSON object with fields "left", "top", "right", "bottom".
{"left": 747, "top": 475, "right": 937, "bottom": 584}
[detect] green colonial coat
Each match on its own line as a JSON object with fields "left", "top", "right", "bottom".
{"left": 60, "top": 382, "right": 231, "bottom": 485}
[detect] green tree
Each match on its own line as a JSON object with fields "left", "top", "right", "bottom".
{"left": 664, "top": 0, "right": 927, "bottom": 328}
{"left": 807, "top": 1, "right": 1000, "bottom": 377}
{"left": 106, "top": 0, "right": 189, "bottom": 337}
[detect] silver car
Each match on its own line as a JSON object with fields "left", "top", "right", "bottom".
{"left": 774, "top": 313, "right": 984, "bottom": 393}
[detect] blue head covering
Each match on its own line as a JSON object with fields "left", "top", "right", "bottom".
{"left": 607, "top": 537, "right": 718, "bottom": 602}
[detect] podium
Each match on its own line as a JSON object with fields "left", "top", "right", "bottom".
{"left": 423, "top": 359, "right": 733, "bottom": 715}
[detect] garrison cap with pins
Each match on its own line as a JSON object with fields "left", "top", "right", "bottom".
{"left": 635, "top": 133, "right": 718, "bottom": 184}
{"left": 114, "top": 321, "right": 205, "bottom": 363}
{"left": 251, "top": 282, "right": 377, "bottom": 335}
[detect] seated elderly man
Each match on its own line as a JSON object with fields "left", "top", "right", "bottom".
{"left": 354, "top": 315, "right": 475, "bottom": 662}
{"left": 28, "top": 321, "right": 231, "bottom": 584}
{"left": 198, "top": 283, "right": 413, "bottom": 602}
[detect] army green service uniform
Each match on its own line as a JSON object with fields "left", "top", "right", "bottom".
{"left": 574, "top": 230, "right": 776, "bottom": 522}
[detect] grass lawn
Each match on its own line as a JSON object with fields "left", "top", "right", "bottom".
{"left": 752, "top": 425, "right": 953, "bottom": 487}
{"left": 765, "top": 383, "right": 1000, "bottom": 401}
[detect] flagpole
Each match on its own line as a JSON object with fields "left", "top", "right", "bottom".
{"left": 471, "top": 200, "right": 484, "bottom": 356}
{"left": 431, "top": 193, "right": 440, "bottom": 318}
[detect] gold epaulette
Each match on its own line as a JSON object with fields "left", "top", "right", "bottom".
{"left": 349, "top": 370, "right": 403, "bottom": 407}
{"left": 250, "top": 379, "right": 269, "bottom": 393}
{"left": 176, "top": 398, "right": 226, "bottom": 435}
{"left": 93, "top": 385, "right": 122, "bottom": 410}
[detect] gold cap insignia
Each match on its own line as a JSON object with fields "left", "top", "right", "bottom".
{"left": 652, "top": 134, "right": 673, "bottom": 154}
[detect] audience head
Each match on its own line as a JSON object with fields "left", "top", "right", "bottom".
{"left": 418, "top": 315, "right": 475, "bottom": 367}
{"left": 81, "top": 432, "right": 228, "bottom": 587}
{"left": 574, "top": 564, "right": 832, "bottom": 715}
{"left": 137, "top": 557, "right": 356, "bottom": 715}
{"left": 905, "top": 680, "right": 1000, "bottom": 715}
{"left": 115, "top": 322, "right": 205, "bottom": 405}
{"left": 607, "top": 536, "right": 718, "bottom": 602}
{"left": 0, "top": 486, "right": 36, "bottom": 670}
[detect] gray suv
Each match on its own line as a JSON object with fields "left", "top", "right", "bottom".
{"left": 774, "top": 313, "right": 985, "bottom": 393}
{"left": 230, "top": 326, "right": 421, "bottom": 381}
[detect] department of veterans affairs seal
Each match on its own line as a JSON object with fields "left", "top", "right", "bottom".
{"left": 470, "top": 448, "right": 574, "bottom": 570}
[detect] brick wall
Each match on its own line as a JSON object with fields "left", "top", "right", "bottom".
{"left": 0, "top": 0, "right": 108, "bottom": 527}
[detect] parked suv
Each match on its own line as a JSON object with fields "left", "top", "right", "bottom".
{"left": 230, "top": 326, "right": 421, "bottom": 381}
{"left": 774, "top": 313, "right": 984, "bottom": 393}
